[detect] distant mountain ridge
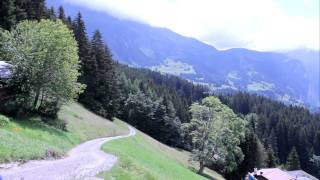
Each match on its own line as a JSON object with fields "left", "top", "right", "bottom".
{"left": 285, "top": 49, "right": 320, "bottom": 111}
{"left": 47, "top": 0, "right": 319, "bottom": 110}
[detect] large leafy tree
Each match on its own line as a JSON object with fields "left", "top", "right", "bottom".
{"left": 0, "top": 20, "right": 84, "bottom": 116}
{"left": 182, "top": 96, "right": 247, "bottom": 174}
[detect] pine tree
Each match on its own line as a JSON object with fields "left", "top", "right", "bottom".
{"left": 91, "top": 30, "right": 119, "bottom": 118}
{"left": 266, "top": 146, "right": 278, "bottom": 168}
{"left": 72, "top": 12, "right": 92, "bottom": 83}
{"left": 14, "top": 0, "right": 28, "bottom": 22}
{"left": 225, "top": 131, "right": 265, "bottom": 179}
{"left": 66, "top": 16, "right": 72, "bottom": 29}
{"left": 25, "top": 0, "right": 46, "bottom": 21}
{"left": 0, "top": 0, "right": 16, "bottom": 30}
{"left": 268, "top": 128, "right": 279, "bottom": 158}
{"left": 72, "top": 12, "right": 98, "bottom": 110}
{"left": 58, "top": 6, "right": 67, "bottom": 23}
{"left": 47, "top": 6, "right": 56, "bottom": 20}
{"left": 286, "top": 147, "right": 301, "bottom": 170}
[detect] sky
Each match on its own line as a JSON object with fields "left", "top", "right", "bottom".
{"left": 65, "top": 0, "right": 319, "bottom": 51}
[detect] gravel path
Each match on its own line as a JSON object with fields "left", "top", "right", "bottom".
{"left": 0, "top": 126, "right": 136, "bottom": 180}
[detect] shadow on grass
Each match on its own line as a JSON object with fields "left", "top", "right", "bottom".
{"left": 199, "top": 172, "right": 217, "bottom": 180}
{"left": 10, "top": 116, "right": 71, "bottom": 139}
{"left": 190, "top": 166, "right": 218, "bottom": 180}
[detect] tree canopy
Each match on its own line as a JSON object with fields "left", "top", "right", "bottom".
{"left": 286, "top": 147, "right": 301, "bottom": 170}
{"left": 182, "top": 96, "right": 247, "bottom": 174}
{"left": 0, "top": 20, "right": 84, "bottom": 116}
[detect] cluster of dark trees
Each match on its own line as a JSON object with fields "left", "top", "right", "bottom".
{"left": 116, "top": 64, "right": 208, "bottom": 147}
{"left": 71, "top": 13, "right": 119, "bottom": 119}
{"left": 64, "top": 7, "right": 209, "bottom": 146}
{"left": 219, "top": 92, "right": 320, "bottom": 178}
{"left": 0, "top": 0, "right": 53, "bottom": 30}
{"left": 1, "top": 0, "right": 320, "bottom": 179}
{"left": 1, "top": 0, "right": 209, "bottom": 148}
{"left": 0, "top": 1, "right": 119, "bottom": 119}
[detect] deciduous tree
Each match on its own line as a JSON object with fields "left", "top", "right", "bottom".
{"left": 0, "top": 20, "right": 84, "bottom": 116}
{"left": 182, "top": 96, "right": 247, "bottom": 174}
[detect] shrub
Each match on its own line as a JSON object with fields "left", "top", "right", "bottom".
{"left": 42, "top": 118, "right": 67, "bottom": 131}
{"left": 0, "top": 114, "right": 10, "bottom": 127}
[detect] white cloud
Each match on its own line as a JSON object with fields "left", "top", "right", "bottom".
{"left": 66, "top": 0, "right": 319, "bottom": 51}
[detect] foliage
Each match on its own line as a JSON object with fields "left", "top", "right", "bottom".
{"left": 219, "top": 92, "right": 320, "bottom": 175}
{"left": 116, "top": 64, "right": 208, "bottom": 147}
{"left": 72, "top": 13, "right": 119, "bottom": 119}
{"left": 286, "top": 147, "right": 301, "bottom": 170}
{"left": 182, "top": 96, "right": 247, "bottom": 174}
{"left": 226, "top": 128, "right": 266, "bottom": 179}
{"left": 0, "top": 115, "right": 10, "bottom": 127}
{"left": 265, "top": 146, "right": 278, "bottom": 168}
{"left": 99, "top": 129, "right": 213, "bottom": 180}
{"left": 0, "top": 0, "right": 49, "bottom": 30}
{"left": 90, "top": 30, "right": 119, "bottom": 118}
{"left": 0, "top": 0, "right": 15, "bottom": 30}
{"left": 309, "top": 155, "right": 320, "bottom": 178}
{"left": 0, "top": 20, "right": 84, "bottom": 117}
{"left": 123, "top": 91, "right": 182, "bottom": 146}
{"left": 0, "top": 103, "right": 127, "bottom": 163}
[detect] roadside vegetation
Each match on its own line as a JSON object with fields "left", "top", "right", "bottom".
{"left": 99, "top": 124, "right": 225, "bottom": 180}
{"left": 0, "top": 103, "right": 127, "bottom": 163}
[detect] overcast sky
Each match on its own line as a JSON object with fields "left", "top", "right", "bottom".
{"left": 65, "top": 0, "right": 319, "bottom": 51}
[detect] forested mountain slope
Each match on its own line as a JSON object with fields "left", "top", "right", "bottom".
{"left": 47, "top": 0, "right": 317, "bottom": 110}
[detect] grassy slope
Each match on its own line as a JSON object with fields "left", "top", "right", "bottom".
{"left": 0, "top": 102, "right": 128, "bottom": 163}
{"left": 0, "top": 103, "right": 224, "bottom": 180}
{"left": 99, "top": 124, "right": 225, "bottom": 180}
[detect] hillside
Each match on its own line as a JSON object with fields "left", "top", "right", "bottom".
{"left": 0, "top": 103, "right": 128, "bottom": 163}
{"left": 99, "top": 123, "right": 225, "bottom": 180}
{"left": 285, "top": 49, "right": 320, "bottom": 111}
{"left": 0, "top": 103, "right": 223, "bottom": 179}
{"left": 46, "top": 0, "right": 315, "bottom": 109}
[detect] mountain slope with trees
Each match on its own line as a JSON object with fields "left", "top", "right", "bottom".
{"left": 1, "top": 1, "right": 320, "bottom": 179}
{"left": 46, "top": 0, "right": 317, "bottom": 110}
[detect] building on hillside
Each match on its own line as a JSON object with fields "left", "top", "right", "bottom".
{"left": 287, "top": 170, "right": 318, "bottom": 180}
{"left": 248, "top": 168, "right": 319, "bottom": 180}
{"left": 0, "top": 61, "right": 12, "bottom": 98}
{"left": 0, "top": 61, "right": 11, "bottom": 79}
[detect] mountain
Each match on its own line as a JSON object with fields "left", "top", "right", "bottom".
{"left": 285, "top": 49, "right": 320, "bottom": 111}
{"left": 47, "top": 0, "right": 317, "bottom": 109}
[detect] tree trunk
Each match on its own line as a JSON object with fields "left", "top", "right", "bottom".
{"left": 198, "top": 161, "right": 205, "bottom": 174}
{"left": 39, "top": 90, "right": 45, "bottom": 109}
{"left": 33, "top": 89, "right": 40, "bottom": 110}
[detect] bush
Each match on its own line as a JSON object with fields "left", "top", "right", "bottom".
{"left": 42, "top": 118, "right": 67, "bottom": 131}
{"left": 0, "top": 115, "right": 10, "bottom": 127}
{"left": 38, "top": 101, "right": 60, "bottom": 119}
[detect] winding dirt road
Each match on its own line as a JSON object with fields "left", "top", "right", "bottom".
{"left": 0, "top": 126, "right": 136, "bottom": 180}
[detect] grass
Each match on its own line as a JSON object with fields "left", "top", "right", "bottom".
{"left": 99, "top": 123, "right": 225, "bottom": 180}
{"left": 0, "top": 103, "right": 225, "bottom": 180}
{"left": 59, "top": 103, "right": 128, "bottom": 140}
{"left": 0, "top": 102, "right": 128, "bottom": 163}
